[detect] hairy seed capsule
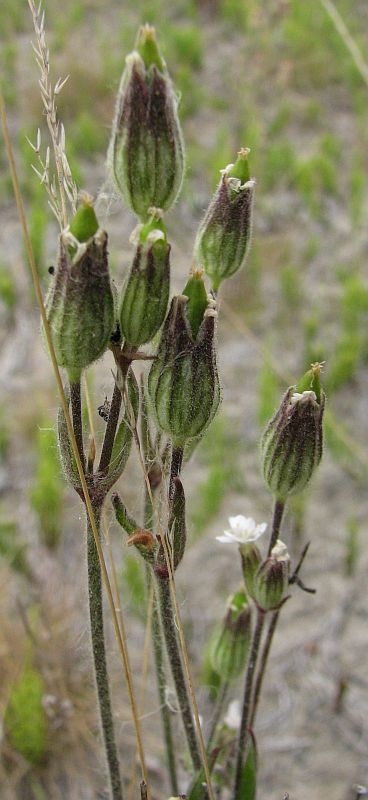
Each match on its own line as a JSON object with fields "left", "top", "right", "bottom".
{"left": 253, "top": 540, "right": 290, "bottom": 611}
{"left": 109, "top": 25, "right": 185, "bottom": 220}
{"left": 211, "top": 590, "right": 252, "bottom": 681}
{"left": 261, "top": 364, "right": 325, "bottom": 500}
{"left": 148, "top": 293, "right": 220, "bottom": 446}
{"left": 46, "top": 203, "right": 115, "bottom": 382}
{"left": 119, "top": 214, "right": 170, "bottom": 347}
{"left": 194, "top": 148, "right": 255, "bottom": 291}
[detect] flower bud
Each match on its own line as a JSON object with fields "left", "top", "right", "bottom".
{"left": 261, "top": 364, "right": 325, "bottom": 500}
{"left": 211, "top": 590, "right": 252, "bottom": 681}
{"left": 239, "top": 543, "right": 262, "bottom": 600}
{"left": 148, "top": 293, "right": 220, "bottom": 446}
{"left": 46, "top": 202, "right": 114, "bottom": 382}
{"left": 120, "top": 213, "right": 170, "bottom": 347}
{"left": 253, "top": 540, "right": 290, "bottom": 611}
{"left": 182, "top": 268, "right": 208, "bottom": 339}
{"left": 194, "top": 148, "right": 255, "bottom": 291}
{"left": 109, "top": 25, "right": 185, "bottom": 220}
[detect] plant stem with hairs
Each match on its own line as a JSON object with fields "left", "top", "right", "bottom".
{"left": 86, "top": 504, "right": 123, "bottom": 800}
{"left": 268, "top": 498, "right": 285, "bottom": 555}
{"left": 233, "top": 608, "right": 265, "bottom": 800}
{"left": 70, "top": 379, "right": 85, "bottom": 470}
{"left": 144, "top": 480, "right": 178, "bottom": 795}
{"left": 151, "top": 584, "right": 179, "bottom": 794}
{"left": 156, "top": 575, "right": 201, "bottom": 771}
{"left": 250, "top": 609, "right": 280, "bottom": 728}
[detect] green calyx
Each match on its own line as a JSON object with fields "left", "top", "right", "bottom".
{"left": 119, "top": 217, "right": 170, "bottom": 348}
{"left": 136, "top": 24, "right": 165, "bottom": 72}
{"left": 182, "top": 269, "right": 208, "bottom": 339}
{"left": 227, "top": 148, "right": 250, "bottom": 184}
{"left": 210, "top": 589, "right": 252, "bottom": 682}
{"left": 69, "top": 198, "right": 99, "bottom": 243}
{"left": 296, "top": 362, "right": 323, "bottom": 403}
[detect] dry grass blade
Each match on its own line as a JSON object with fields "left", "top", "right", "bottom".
{"left": 27, "top": 0, "right": 78, "bottom": 227}
{"left": 319, "top": 0, "right": 368, "bottom": 88}
{"left": 0, "top": 91, "right": 151, "bottom": 799}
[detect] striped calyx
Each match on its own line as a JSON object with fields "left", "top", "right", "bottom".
{"left": 148, "top": 293, "right": 220, "bottom": 446}
{"left": 119, "top": 213, "right": 170, "bottom": 347}
{"left": 211, "top": 590, "right": 252, "bottom": 682}
{"left": 109, "top": 25, "right": 184, "bottom": 221}
{"left": 194, "top": 148, "right": 255, "bottom": 291}
{"left": 261, "top": 365, "right": 325, "bottom": 500}
{"left": 46, "top": 208, "right": 114, "bottom": 382}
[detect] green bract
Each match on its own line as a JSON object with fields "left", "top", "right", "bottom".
{"left": 119, "top": 216, "right": 170, "bottom": 347}
{"left": 46, "top": 208, "right": 114, "bottom": 382}
{"left": 261, "top": 365, "right": 325, "bottom": 500}
{"left": 148, "top": 293, "right": 220, "bottom": 447}
{"left": 109, "top": 25, "right": 185, "bottom": 221}
{"left": 194, "top": 148, "right": 255, "bottom": 291}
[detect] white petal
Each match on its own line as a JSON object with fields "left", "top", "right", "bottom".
{"left": 228, "top": 515, "right": 247, "bottom": 532}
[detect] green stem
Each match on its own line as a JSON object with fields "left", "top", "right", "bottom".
{"left": 152, "top": 581, "right": 179, "bottom": 794}
{"left": 169, "top": 446, "right": 183, "bottom": 501}
{"left": 86, "top": 506, "right": 123, "bottom": 800}
{"left": 157, "top": 575, "right": 201, "bottom": 772}
{"left": 143, "top": 483, "right": 178, "bottom": 795}
{"left": 249, "top": 609, "right": 280, "bottom": 728}
{"left": 99, "top": 347, "right": 131, "bottom": 473}
{"left": 70, "top": 380, "right": 85, "bottom": 470}
{"left": 268, "top": 498, "right": 285, "bottom": 555}
{"left": 233, "top": 608, "right": 265, "bottom": 800}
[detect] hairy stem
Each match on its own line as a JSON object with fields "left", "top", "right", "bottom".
{"left": 249, "top": 609, "right": 280, "bottom": 728}
{"left": 86, "top": 506, "right": 123, "bottom": 800}
{"left": 70, "top": 380, "right": 85, "bottom": 470}
{"left": 144, "top": 487, "right": 178, "bottom": 794}
{"left": 99, "top": 348, "right": 131, "bottom": 473}
{"left": 268, "top": 498, "right": 285, "bottom": 555}
{"left": 157, "top": 575, "right": 201, "bottom": 772}
{"left": 169, "top": 446, "right": 184, "bottom": 500}
{"left": 152, "top": 583, "right": 179, "bottom": 794}
{"left": 233, "top": 608, "right": 265, "bottom": 800}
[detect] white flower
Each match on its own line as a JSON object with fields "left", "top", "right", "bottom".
{"left": 216, "top": 515, "right": 267, "bottom": 545}
{"left": 224, "top": 699, "right": 241, "bottom": 730}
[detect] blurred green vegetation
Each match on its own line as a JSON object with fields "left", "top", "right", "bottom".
{"left": 5, "top": 661, "right": 48, "bottom": 764}
{"left": 189, "top": 415, "right": 241, "bottom": 539}
{"left": 30, "top": 426, "right": 63, "bottom": 549}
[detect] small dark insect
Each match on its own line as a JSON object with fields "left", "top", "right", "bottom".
{"left": 98, "top": 397, "right": 110, "bottom": 421}
{"left": 48, "top": 265, "right": 55, "bottom": 275}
